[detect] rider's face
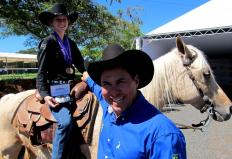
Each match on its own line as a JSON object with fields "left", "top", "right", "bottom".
{"left": 51, "top": 15, "right": 68, "bottom": 34}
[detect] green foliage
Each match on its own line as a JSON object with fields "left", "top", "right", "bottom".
{"left": 17, "top": 48, "right": 37, "bottom": 54}
{"left": 107, "top": 0, "right": 122, "bottom": 5}
{"left": 0, "top": 0, "right": 143, "bottom": 60}
{"left": 0, "top": 72, "right": 81, "bottom": 82}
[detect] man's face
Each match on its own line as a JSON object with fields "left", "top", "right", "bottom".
{"left": 101, "top": 68, "right": 139, "bottom": 116}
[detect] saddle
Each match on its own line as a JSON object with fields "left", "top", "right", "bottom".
{"left": 14, "top": 81, "right": 99, "bottom": 145}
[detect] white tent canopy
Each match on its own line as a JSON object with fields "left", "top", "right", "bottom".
{"left": 140, "top": 0, "right": 232, "bottom": 60}
{"left": 0, "top": 52, "right": 37, "bottom": 63}
{"left": 147, "top": 0, "right": 232, "bottom": 35}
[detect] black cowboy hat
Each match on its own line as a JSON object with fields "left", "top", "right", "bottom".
{"left": 39, "top": 3, "right": 78, "bottom": 26}
{"left": 87, "top": 44, "right": 154, "bottom": 89}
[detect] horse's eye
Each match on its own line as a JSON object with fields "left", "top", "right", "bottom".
{"left": 203, "top": 71, "right": 211, "bottom": 78}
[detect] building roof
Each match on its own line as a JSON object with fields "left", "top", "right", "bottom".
{"left": 0, "top": 52, "right": 37, "bottom": 63}
{"left": 140, "top": 0, "right": 232, "bottom": 60}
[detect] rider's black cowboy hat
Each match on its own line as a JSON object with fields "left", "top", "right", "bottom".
{"left": 87, "top": 44, "right": 154, "bottom": 89}
{"left": 39, "top": 3, "right": 78, "bottom": 26}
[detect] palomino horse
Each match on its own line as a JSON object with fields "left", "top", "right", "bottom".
{"left": 141, "top": 36, "right": 232, "bottom": 122}
{"left": 0, "top": 85, "right": 101, "bottom": 159}
{"left": 0, "top": 36, "right": 232, "bottom": 159}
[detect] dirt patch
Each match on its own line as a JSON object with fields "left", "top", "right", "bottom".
{"left": 0, "top": 79, "right": 36, "bottom": 98}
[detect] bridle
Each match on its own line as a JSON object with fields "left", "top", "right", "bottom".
{"left": 176, "top": 55, "right": 222, "bottom": 130}
{"left": 185, "top": 66, "right": 214, "bottom": 114}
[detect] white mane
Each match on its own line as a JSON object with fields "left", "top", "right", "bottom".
{"left": 141, "top": 44, "right": 213, "bottom": 109}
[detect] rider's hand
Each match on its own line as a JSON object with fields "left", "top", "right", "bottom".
{"left": 81, "top": 71, "right": 89, "bottom": 82}
{"left": 44, "top": 96, "right": 60, "bottom": 108}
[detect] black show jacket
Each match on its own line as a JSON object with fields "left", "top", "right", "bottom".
{"left": 36, "top": 34, "right": 85, "bottom": 98}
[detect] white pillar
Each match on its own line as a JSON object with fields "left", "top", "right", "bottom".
{"left": 135, "top": 37, "right": 143, "bottom": 50}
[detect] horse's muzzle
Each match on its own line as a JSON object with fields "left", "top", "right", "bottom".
{"left": 229, "top": 106, "right": 232, "bottom": 114}
{"left": 209, "top": 105, "right": 232, "bottom": 122}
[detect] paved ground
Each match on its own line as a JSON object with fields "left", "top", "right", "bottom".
{"left": 164, "top": 104, "right": 232, "bottom": 159}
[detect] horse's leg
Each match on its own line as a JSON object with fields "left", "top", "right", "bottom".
{"left": 17, "top": 133, "right": 52, "bottom": 159}
{"left": 0, "top": 129, "right": 51, "bottom": 159}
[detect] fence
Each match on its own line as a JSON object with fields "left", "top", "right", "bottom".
{"left": 0, "top": 53, "right": 37, "bottom": 74}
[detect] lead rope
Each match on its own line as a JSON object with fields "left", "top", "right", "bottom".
{"left": 173, "top": 62, "right": 214, "bottom": 131}
{"left": 175, "top": 113, "right": 212, "bottom": 132}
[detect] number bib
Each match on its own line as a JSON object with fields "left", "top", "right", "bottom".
{"left": 50, "top": 83, "right": 70, "bottom": 97}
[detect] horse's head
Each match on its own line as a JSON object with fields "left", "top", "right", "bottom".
{"left": 175, "top": 36, "right": 232, "bottom": 121}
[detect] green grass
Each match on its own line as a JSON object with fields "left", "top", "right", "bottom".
{"left": 0, "top": 73, "right": 82, "bottom": 81}
{"left": 0, "top": 73, "right": 37, "bottom": 80}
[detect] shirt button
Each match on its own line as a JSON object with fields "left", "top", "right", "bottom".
{"left": 108, "top": 106, "right": 113, "bottom": 113}
{"left": 122, "top": 117, "right": 125, "bottom": 121}
{"left": 107, "top": 138, "right": 111, "bottom": 142}
{"left": 105, "top": 155, "right": 108, "bottom": 158}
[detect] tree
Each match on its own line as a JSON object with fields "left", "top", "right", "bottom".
{"left": 0, "top": 0, "right": 143, "bottom": 60}
{"left": 17, "top": 48, "right": 37, "bottom": 54}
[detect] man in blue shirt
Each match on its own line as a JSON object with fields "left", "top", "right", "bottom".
{"left": 82, "top": 44, "right": 186, "bottom": 159}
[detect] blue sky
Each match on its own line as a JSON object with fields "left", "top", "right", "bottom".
{"left": 0, "top": 0, "right": 208, "bottom": 53}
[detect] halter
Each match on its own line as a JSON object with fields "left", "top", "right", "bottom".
{"left": 185, "top": 66, "right": 214, "bottom": 114}
{"left": 178, "top": 56, "right": 218, "bottom": 130}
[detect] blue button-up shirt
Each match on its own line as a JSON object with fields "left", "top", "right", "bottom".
{"left": 86, "top": 77, "right": 186, "bottom": 159}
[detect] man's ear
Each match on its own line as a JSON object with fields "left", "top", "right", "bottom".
{"left": 134, "top": 75, "right": 140, "bottom": 88}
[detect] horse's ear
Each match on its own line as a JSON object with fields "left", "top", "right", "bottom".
{"left": 176, "top": 36, "right": 185, "bottom": 55}
{"left": 176, "top": 36, "right": 192, "bottom": 57}
{"left": 176, "top": 36, "right": 194, "bottom": 66}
